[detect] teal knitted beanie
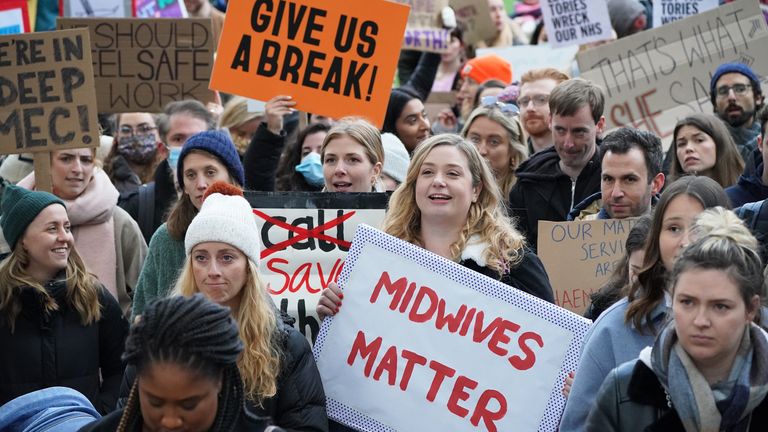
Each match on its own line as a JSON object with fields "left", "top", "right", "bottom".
{"left": 1, "top": 184, "right": 65, "bottom": 250}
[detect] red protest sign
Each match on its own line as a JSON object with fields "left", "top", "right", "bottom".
{"left": 210, "top": 0, "right": 410, "bottom": 127}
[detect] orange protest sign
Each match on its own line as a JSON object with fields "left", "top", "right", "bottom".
{"left": 209, "top": 0, "right": 410, "bottom": 128}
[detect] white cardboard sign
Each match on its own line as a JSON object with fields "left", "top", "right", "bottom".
{"left": 652, "top": 0, "right": 718, "bottom": 28}
{"left": 313, "top": 225, "right": 591, "bottom": 432}
{"left": 540, "top": 0, "right": 613, "bottom": 48}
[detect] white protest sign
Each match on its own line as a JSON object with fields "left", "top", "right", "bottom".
{"left": 577, "top": 0, "right": 768, "bottom": 147}
{"left": 540, "top": 0, "right": 612, "bottom": 48}
{"left": 652, "top": 0, "right": 719, "bottom": 28}
{"left": 314, "top": 225, "right": 591, "bottom": 432}
{"left": 247, "top": 192, "right": 388, "bottom": 345}
{"left": 477, "top": 44, "right": 579, "bottom": 77}
{"left": 63, "top": 0, "right": 130, "bottom": 17}
{"left": 0, "top": 1, "right": 27, "bottom": 34}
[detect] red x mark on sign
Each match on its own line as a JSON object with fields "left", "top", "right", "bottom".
{"left": 252, "top": 209, "right": 356, "bottom": 259}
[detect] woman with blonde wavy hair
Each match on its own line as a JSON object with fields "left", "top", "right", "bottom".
{"left": 318, "top": 134, "right": 554, "bottom": 320}
{"left": 462, "top": 103, "right": 528, "bottom": 200}
{"left": 0, "top": 185, "right": 128, "bottom": 413}
{"left": 170, "top": 181, "right": 327, "bottom": 431}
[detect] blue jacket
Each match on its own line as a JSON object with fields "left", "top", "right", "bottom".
{"left": 558, "top": 297, "right": 668, "bottom": 432}
{"left": 726, "top": 162, "right": 768, "bottom": 208}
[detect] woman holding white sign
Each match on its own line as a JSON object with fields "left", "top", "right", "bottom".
{"left": 317, "top": 133, "right": 554, "bottom": 321}
{"left": 560, "top": 175, "right": 732, "bottom": 431}
{"left": 586, "top": 208, "right": 768, "bottom": 431}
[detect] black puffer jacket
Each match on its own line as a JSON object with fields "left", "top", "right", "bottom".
{"left": 254, "top": 311, "right": 328, "bottom": 432}
{"left": 0, "top": 278, "right": 128, "bottom": 414}
{"left": 508, "top": 145, "right": 601, "bottom": 251}
{"left": 118, "top": 311, "right": 328, "bottom": 432}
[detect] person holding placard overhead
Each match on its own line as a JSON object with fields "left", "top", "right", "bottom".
{"left": 318, "top": 133, "right": 554, "bottom": 323}
{"left": 586, "top": 208, "right": 768, "bottom": 431}
{"left": 559, "top": 176, "right": 731, "bottom": 431}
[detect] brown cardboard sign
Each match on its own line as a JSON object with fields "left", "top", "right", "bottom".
{"left": 0, "top": 28, "right": 99, "bottom": 155}
{"left": 57, "top": 18, "right": 215, "bottom": 113}
{"left": 449, "top": 0, "right": 495, "bottom": 45}
{"left": 394, "top": 0, "right": 451, "bottom": 53}
{"left": 577, "top": 0, "right": 768, "bottom": 148}
{"left": 537, "top": 218, "right": 638, "bottom": 315}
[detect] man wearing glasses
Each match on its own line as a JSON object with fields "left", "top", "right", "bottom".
{"left": 709, "top": 63, "right": 764, "bottom": 166}
{"left": 518, "top": 68, "right": 570, "bottom": 154}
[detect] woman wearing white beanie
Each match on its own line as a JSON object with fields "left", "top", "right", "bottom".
{"left": 172, "top": 181, "right": 328, "bottom": 431}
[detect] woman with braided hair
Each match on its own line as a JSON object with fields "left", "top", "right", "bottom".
{"left": 81, "top": 294, "right": 281, "bottom": 431}
{"left": 168, "top": 181, "right": 327, "bottom": 431}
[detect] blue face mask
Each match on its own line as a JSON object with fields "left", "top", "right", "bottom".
{"left": 295, "top": 152, "right": 324, "bottom": 187}
{"left": 167, "top": 146, "right": 182, "bottom": 172}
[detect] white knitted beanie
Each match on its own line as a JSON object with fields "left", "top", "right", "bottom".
{"left": 185, "top": 185, "right": 261, "bottom": 267}
{"left": 381, "top": 133, "right": 410, "bottom": 184}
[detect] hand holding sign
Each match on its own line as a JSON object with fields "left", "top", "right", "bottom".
{"left": 316, "top": 281, "right": 343, "bottom": 320}
{"left": 265, "top": 95, "right": 296, "bottom": 135}
{"left": 314, "top": 225, "right": 591, "bottom": 432}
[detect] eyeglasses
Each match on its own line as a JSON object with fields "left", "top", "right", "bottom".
{"left": 119, "top": 124, "right": 157, "bottom": 136}
{"left": 481, "top": 95, "right": 519, "bottom": 116}
{"left": 517, "top": 94, "right": 549, "bottom": 108}
{"left": 716, "top": 83, "right": 752, "bottom": 97}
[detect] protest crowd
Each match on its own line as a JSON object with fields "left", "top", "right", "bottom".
{"left": 2, "top": 0, "right": 768, "bottom": 431}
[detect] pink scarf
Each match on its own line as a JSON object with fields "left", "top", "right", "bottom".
{"left": 19, "top": 169, "right": 119, "bottom": 299}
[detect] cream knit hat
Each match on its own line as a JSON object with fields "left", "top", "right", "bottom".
{"left": 184, "top": 182, "right": 260, "bottom": 266}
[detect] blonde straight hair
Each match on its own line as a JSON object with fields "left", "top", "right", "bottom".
{"left": 172, "top": 256, "right": 281, "bottom": 402}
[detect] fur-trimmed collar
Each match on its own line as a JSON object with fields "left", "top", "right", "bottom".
{"left": 460, "top": 235, "right": 488, "bottom": 267}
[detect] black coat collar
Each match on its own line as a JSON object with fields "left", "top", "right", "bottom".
{"left": 627, "top": 361, "right": 768, "bottom": 431}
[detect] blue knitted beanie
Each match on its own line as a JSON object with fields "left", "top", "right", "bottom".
{"left": 176, "top": 130, "right": 245, "bottom": 188}
{"left": 710, "top": 63, "right": 762, "bottom": 106}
